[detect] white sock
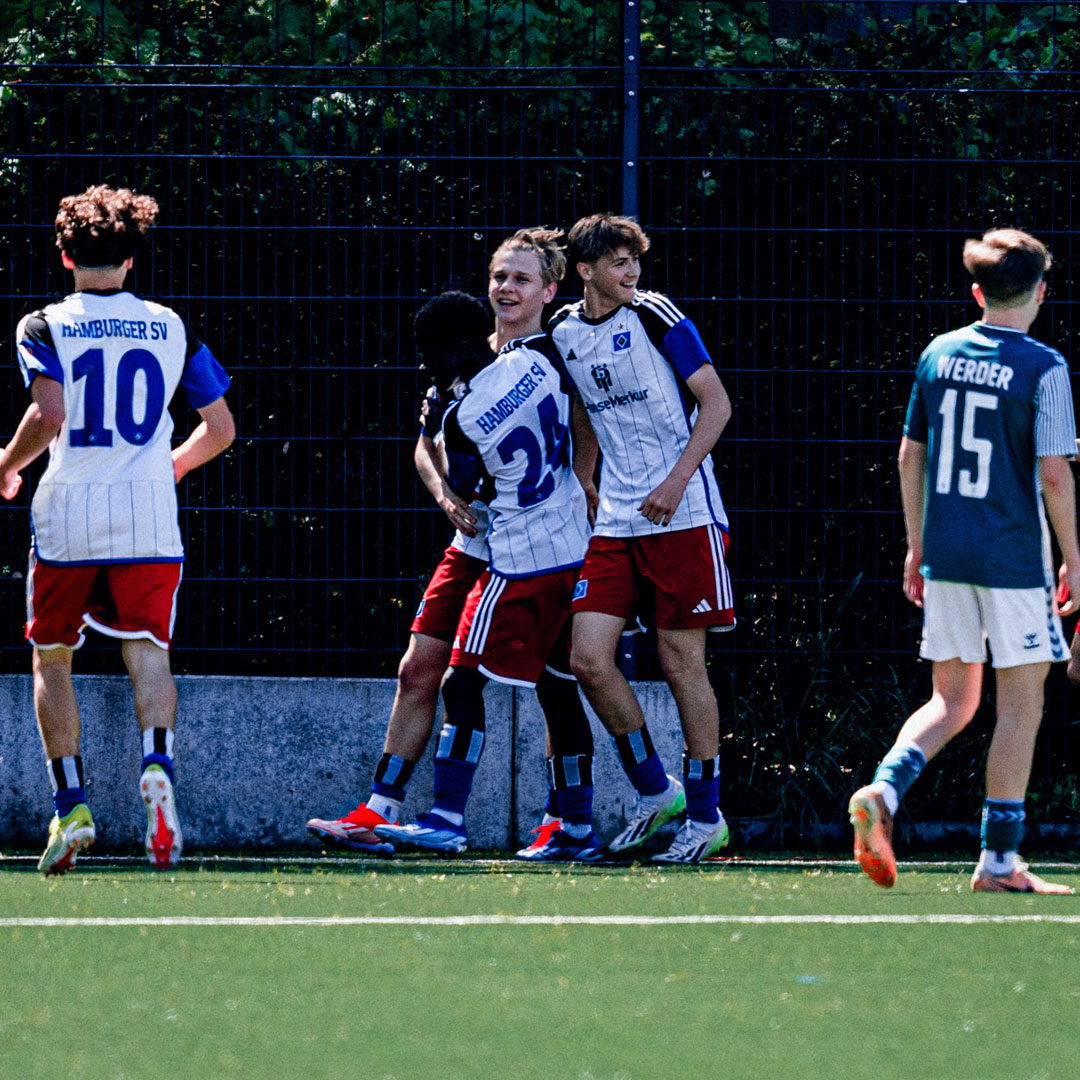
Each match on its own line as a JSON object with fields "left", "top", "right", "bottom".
{"left": 875, "top": 782, "right": 899, "bottom": 817}
{"left": 562, "top": 822, "right": 592, "bottom": 839}
{"left": 366, "top": 795, "right": 401, "bottom": 824}
{"left": 979, "top": 848, "right": 1017, "bottom": 876}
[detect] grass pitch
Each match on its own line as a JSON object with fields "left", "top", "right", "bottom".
{"left": 2, "top": 855, "right": 1079, "bottom": 1079}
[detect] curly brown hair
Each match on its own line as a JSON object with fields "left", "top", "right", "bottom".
{"left": 54, "top": 185, "right": 159, "bottom": 268}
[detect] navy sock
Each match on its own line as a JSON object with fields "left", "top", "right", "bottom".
{"left": 372, "top": 753, "right": 415, "bottom": 804}
{"left": 981, "top": 798, "right": 1025, "bottom": 858}
{"left": 141, "top": 727, "right": 175, "bottom": 783}
{"left": 547, "top": 754, "right": 594, "bottom": 826}
{"left": 872, "top": 742, "right": 926, "bottom": 807}
{"left": 431, "top": 723, "right": 484, "bottom": 819}
{"left": 48, "top": 756, "right": 86, "bottom": 818}
{"left": 612, "top": 726, "right": 668, "bottom": 796}
{"left": 684, "top": 753, "right": 720, "bottom": 824}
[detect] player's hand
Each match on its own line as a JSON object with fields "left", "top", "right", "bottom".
{"left": 420, "top": 386, "right": 445, "bottom": 432}
{"left": 1057, "top": 562, "right": 1080, "bottom": 617}
{"left": 638, "top": 475, "right": 686, "bottom": 526}
{"left": 439, "top": 485, "right": 478, "bottom": 536}
{"left": 0, "top": 469, "right": 21, "bottom": 500}
{"left": 903, "top": 547, "right": 924, "bottom": 608}
{"left": 582, "top": 479, "right": 598, "bottom": 528}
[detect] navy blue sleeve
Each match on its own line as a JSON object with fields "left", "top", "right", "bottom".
{"left": 442, "top": 401, "right": 488, "bottom": 500}
{"left": 16, "top": 314, "right": 63, "bottom": 387}
{"left": 180, "top": 343, "right": 231, "bottom": 408}
{"left": 662, "top": 319, "right": 713, "bottom": 381}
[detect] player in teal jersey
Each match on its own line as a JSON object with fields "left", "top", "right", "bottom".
{"left": 849, "top": 228, "right": 1080, "bottom": 894}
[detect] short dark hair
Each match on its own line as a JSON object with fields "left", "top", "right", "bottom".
{"left": 55, "top": 184, "right": 159, "bottom": 268}
{"left": 962, "top": 228, "right": 1051, "bottom": 306}
{"left": 414, "top": 291, "right": 492, "bottom": 386}
{"left": 567, "top": 213, "right": 650, "bottom": 269}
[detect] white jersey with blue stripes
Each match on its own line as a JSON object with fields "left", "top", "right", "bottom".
{"left": 16, "top": 289, "right": 230, "bottom": 564}
{"left": 441, "top": 334, "right": 589, "bottom": 579}
{"left": 549, "top": 290, "right": 728, "bottom": 538}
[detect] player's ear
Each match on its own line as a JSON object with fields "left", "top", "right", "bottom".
{"left": 543, "top": 281, "right": 558, "bottom": 305}
{"left": 60, "top": 251, "right": 76, "bottom": 271}
{"left": 971, "top": 281, "right": 986, "bottom": 309}
{"left": 576, "top": 261, "right": 592, "bottom": 283}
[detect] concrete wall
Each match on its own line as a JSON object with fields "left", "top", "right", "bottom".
{"left": 0, "top": 675, "right": 685, "bottom": 853}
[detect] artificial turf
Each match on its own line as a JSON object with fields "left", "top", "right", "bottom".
{"left": 2, "top": 858, "right": 1078, "bottom": 1079}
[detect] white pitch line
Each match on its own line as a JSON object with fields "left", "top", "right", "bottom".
{"left": 3, "top": 913, "right": 1080, "bottom": 928}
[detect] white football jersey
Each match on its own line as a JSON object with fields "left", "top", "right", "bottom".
{"left": 16, "top": 289, "right": 230, "bottom": 564}
{"left": 549, "top": 291, "right": 729, "bottom": 538}
{"left": 448, "top": 500, "right": 491, "bottom": 560}
{"left": 441, "top": 334, "right": 589, "bottom": 578}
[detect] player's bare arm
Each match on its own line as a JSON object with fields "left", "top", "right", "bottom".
{"left": 639, "top": 363, "right": 731, "bottom": 526}
{"left": 414, "top": 432, "right": 477, "bottom": 536}
{"left": 1038, "top": 454, "right": 1080, "bottom": 617}
{"left": 0, "top": 375, "right": 65, "bottom": 500}
{"left": 897, "top": 435, "right": 927, "bottom": 608}
{"left": 172, "top": 395, "right": 235, "bottom": 483}
{"left": 571, "top": 400, "right": 599, "bottom": 527}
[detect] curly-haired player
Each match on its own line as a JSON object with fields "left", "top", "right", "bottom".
{"left": 0, "top": 185, "right": 235, "bottom": 876}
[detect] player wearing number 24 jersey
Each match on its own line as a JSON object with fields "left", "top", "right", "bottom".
{"left": 0, "top": 185, "right": 234, "bottom": 878}
{"left": 441, "top": 333, "right": 589, "bottom": 582}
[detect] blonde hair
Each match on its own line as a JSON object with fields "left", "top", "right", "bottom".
{"left": 489, "top": 228, "right": 566, "bottom": 286}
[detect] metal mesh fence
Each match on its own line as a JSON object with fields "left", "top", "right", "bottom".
{"left": 1, "top": 3, "right": 1079, "bottom": 808}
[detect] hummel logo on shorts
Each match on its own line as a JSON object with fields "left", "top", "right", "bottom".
{"left": 692, "top": 599, "right": 712, "bottom": 614}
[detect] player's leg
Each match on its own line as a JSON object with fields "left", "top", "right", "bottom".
{"left": 651, "top": 626, "right": 730, "bottom": 863}
{"left": 308, "top": 547, "right": 484, "bottom": 853}
{"left": 968, "top": 661, "right": 1071, "bottom": 892}
{"left": 571, "top": 610, "right": 683, "bottom": 853}
{"left": 849, "top": 657, "right": 982, "bottom": 887}
{"left": 850, "top": 579, "right": 986, "bottom": 887}
{"left": 33, "top": 646, "right": 96, "bottom": 875}
{"left": 969, "top": 583, "right": 1073, "bottom": 893}
{"left": 628, "top": 525, "right": 734, "bottom": 862}
{"left": 26, "top": 557, "right": 97, "bottom": 876}
{"left": 375, "top": 665, "right": 485, "bottom": 853}
{"left": 94, "top": 563, "right": 184, "bottom": 870}
{"left": 517, "top": 652, "right": 603, "bottom": 862}
{"left": 121, "top": 638, "right": 182, "bottom": 869}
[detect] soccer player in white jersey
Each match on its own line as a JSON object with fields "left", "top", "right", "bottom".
{"left": 0, "top": 185, "right": 234, "bottom": 875}
{"left": 548, "top": 213, "right": 735, "bottom": 863}
{"left": 849, "top": 228, "right": 1079, "bottom": 894}
{"left": 375, "top": 284, "right": 603, "bottom": 859}
{"left": 310, "top": 231, "right": 601, "bottom": 860}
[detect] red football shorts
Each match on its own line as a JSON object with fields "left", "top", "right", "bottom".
{"left": 411, "top": 546, "right": 488, "bottom": 642}
{"left": 450, "top": 566, "right": 579, "bottom": 687}
{"left": 26, "top": 553, "right": 183, "bottom": 650}
{"left": 571, "top": 524, "right": 735, "bottom": 631}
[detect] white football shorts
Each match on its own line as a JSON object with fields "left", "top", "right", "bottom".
{"left": 920, "top": 578, "right": 1067, "bottom": 668}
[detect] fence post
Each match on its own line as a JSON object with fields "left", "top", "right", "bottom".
{"left": 621, "top": 0, "right": 640, "bottom": 218}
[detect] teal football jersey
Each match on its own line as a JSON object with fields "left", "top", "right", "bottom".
{"left": 904, "top": 322, "right": 1076, "bottom": 588}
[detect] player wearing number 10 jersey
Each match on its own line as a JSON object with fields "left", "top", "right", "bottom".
{"left": 0, "top": 185, "right": 234, "bottom": 876}
{"left": 849, "top": 228, "right": 1079, "bottom": 896}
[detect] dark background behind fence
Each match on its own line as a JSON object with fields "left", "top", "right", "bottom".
{"left": 2, "top": 0, "right": 1080, "bottom": 835}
